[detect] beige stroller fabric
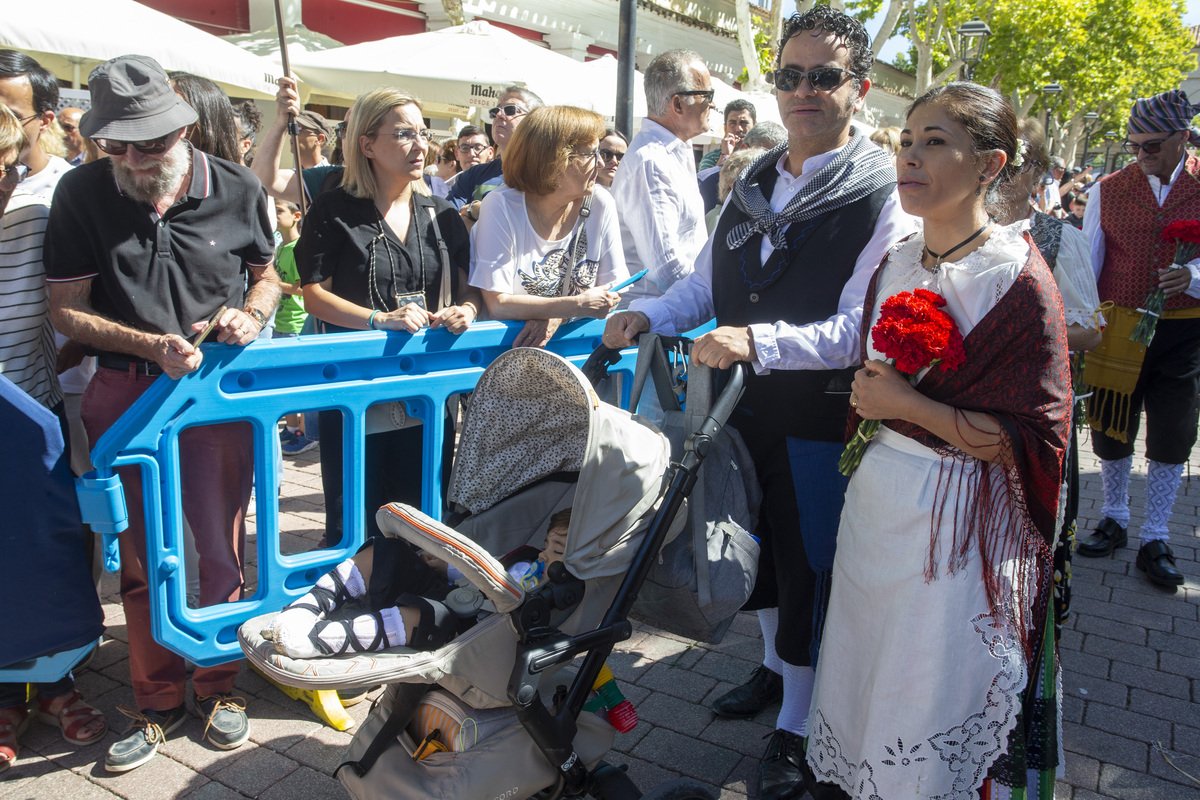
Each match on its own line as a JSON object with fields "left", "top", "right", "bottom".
{"left": 239, "top": 348, "right": 682, "bottom": 709}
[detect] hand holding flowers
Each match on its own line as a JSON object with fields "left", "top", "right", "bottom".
{"left": 1130, "top": 219, "right": 1200, "bottom": 346}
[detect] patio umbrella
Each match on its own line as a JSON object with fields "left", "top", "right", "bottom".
{"left": 1, "top": 0, "right": 282, "bottom": 99}
{"left": 291, "top": 20, "right": 590, "bottom": 119}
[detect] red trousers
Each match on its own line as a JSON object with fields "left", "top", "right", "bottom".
{"left": 83, "top": 366, "right": 252, "bottom": 710}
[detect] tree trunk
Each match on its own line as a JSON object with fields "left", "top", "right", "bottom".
{"left": 872, "top": 0, "right": 906, "bottom": 56}
{"left": 441, "top": 0, "right": 464, "bottom": 26}
{"left": 736, "top": 0, "right": 768, "bottom": 92}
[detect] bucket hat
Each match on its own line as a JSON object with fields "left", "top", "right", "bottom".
{"left": 79, "top": 55, "right": 198, "bottom": 141}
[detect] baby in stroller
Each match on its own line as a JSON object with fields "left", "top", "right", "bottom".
{"left": 267, "top": 510, "right": 571, "bottom": 659}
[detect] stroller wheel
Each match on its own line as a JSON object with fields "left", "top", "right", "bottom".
{"left": 586, "top": 761, "right": 640, "bottom": 800}
{"left": 636, "top": 777, "right": 717, "bottom": 800}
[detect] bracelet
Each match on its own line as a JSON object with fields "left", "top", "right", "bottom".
{"left": 368, "top": 310, "right": 380, "bottom": 330}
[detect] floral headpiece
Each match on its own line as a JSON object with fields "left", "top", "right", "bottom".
{"left": 1011, "top": 140, "right": 1027, "bottom": 171}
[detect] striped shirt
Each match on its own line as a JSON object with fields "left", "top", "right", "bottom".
{"left": 0, "top": 194, "right": 62, "bottom": 409}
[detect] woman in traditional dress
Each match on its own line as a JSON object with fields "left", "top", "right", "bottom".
{"left": 806, "top": 83, "right": 1072, "bottom": 800}
{"left": 297, "top": 88, "right": 482, "bottom": 545}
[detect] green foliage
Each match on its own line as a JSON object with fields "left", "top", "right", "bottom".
{"left": 737, "top": 16, "right": 776, "bottom": 84}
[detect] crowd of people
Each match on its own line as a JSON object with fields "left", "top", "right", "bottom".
{"left": 1, "top": 4, "right": 1197, "bottom": 798}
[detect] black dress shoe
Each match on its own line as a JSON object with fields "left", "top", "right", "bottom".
{"left": 758, "top": 729, "right": 810, "bottom": 800}
{"left": 1136, "top": 540, "right": 1184, "bottom": 587}
{"left": 711, "top": 665, "right": 783, "bottom": 719}
{"left": 1076, "top": 517, "right": 1127, "bottom": 558}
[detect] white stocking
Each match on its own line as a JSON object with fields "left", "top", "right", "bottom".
{"left": 1141, "top": 460, "right": 1183, "bottom": 545}
{"left": 1099, "top": 455, "right": 1133, "bottom": 526}
{"left": 758, "top": 608, "right": 783, "bottom": 675}
{"left": 775, "top": 664, "right": 815, "bottom": 737}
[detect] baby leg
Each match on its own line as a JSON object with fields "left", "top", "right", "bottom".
{"left": 275, "top": 594, "right": 460, "bottom": 659}
{"left": 268, "top": 549, "right": 371, "bottom": 652}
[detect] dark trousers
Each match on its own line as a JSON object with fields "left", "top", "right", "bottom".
{"left": 737, "top": 418, "right": 849, "bottom": 667}
{"left": 318, "top": 411, "right": 455, "bottom": 547}
{"left": 1091, "top": 317, "right": 1200, "bottom": 463}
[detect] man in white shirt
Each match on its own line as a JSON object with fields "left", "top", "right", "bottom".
{"left": 0, "top": 51, "right": 72, "bottom": 203}
{"left": 605, "top": 8, "right": 916, "bottom": 799}
{"left": 611, "top": 49, "right": 715, "bottom": 306}
{"left": 1076, "top": 89, "right": 1200, "bottom": 588}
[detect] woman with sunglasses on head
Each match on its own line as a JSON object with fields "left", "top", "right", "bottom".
{"left": 469, "top": 105, "right": 626, "bottom": 348}
{"left": 595, "top": 128, "right": 627, "bottom": 188}
{"left": 805, "top": 83, "right": 1072, "bottom": 800}
{"left": 296, "top": 88, "right": 482, "bottom": 545}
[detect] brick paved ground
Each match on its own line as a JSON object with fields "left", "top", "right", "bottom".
{"left": 2, "top": 429, "right": 1197, "bottom": 799}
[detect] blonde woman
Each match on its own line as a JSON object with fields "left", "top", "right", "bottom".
{"left": 296, "top": 88, "right": 482, "bottom": 544}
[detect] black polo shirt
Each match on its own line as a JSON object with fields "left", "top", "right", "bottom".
{"left": 296, "top": 187, "right": 469, "bottom": 313}
{"left": 44, "top": 146, "right": 275, "bottom": 355}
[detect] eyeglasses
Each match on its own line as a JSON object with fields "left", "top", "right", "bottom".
{"left": 1121, "top": 133, "right": 1177, "bottom": 155}
{"left": 675, "top": 89, "right": 715, "bottom": 105}
{"left": 488, "top": 104, "right": 529, "bottom": 120}
{"left": 0, "top": 161, "right": 29, "bottom": 184}
{"left": 598, "top": 148, "right": 625, "bottom": 163}
{"left": 383, "top": 128, "right": 435, "bottom": 145}
{"left": 570, "top": 150, "right": 600, "bottom": 166}
{"left": 335, "top": 121, "right": 347, "bottom": 140}
{"left": 769, "top": 67, "right": 857, "bottom": 92}
{"left": 94, "top": 134, "right": 174, "bottom": 156}
{"left": 456, "top": 143, "right": 490, "bottom": 154}
{"left": 16, "top": 113, "right": 39, "bottom": 124}
{"left": 60, "top": 122, "right": 77, "bottom": 133}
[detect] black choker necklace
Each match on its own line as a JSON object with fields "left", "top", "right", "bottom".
{"left": 925, "top": 218, "right": 994, "bottom": 271}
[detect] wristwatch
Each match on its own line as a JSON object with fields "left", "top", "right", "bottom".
{"left": 244, "top": 307, "right": 268, "bottom": 328}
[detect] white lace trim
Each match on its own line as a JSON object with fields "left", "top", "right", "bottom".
{"left": 888, "top": 221, "right": 1028, "bottom": 277}
{"left": 808, "top": 611, "right": 1027, "bottom": 800}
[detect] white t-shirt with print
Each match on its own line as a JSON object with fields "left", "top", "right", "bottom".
{"left": 469, "top": 184, "right": 628, "bottom": 297}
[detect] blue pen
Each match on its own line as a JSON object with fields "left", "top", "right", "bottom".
{"left": 611, "top": 268, "right": 649, "bottom": 294}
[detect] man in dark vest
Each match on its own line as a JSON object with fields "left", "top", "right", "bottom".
{"left": 1077, "top": 90, "right": 1200, "bottom": 587}
{"left": 605, "top": 7, "right": 915, "bottom": 799}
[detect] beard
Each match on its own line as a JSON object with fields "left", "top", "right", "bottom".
{"left": 112, "top": 140, "right": 190, "bottom": 205}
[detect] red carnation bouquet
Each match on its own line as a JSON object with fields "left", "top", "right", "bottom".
{"left": 1130, "top": 219, "right": 1200, "bottom": 346}
{"left": 838, "top": 288, "right": 967, "bottom": 476}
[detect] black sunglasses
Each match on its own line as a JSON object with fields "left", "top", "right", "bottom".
{"left": 0, "top": 161, "right": 29, "bottom": 184}
{"left": 60, "top": 122, "right": 78, "bottom": 133}
{"left": 1121, "top": 133, "right": 1177, "bottom": 155}
{"left": 769, "top": 67, "right": 857, "bottom": 92}
{"left": 599, "top": 148, "right": 624, "bottom": 163}
{"left": 676, "top": 89, "right": 715, "bottom": 105}
{"left": 94, "top": 134, "right": 173, "bottom": 156}
{"left": 488, "top": 104, "right": 528, "bottom": 120}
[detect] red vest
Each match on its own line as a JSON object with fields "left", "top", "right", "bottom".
{"left": 1097, "top": 156, "right": 1200, "bottom": 310}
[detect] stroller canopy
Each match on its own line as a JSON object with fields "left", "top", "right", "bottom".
{"left": 448, "top": 348, "right": 670, "bottom": 581}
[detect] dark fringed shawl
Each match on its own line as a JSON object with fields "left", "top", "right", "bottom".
{"left": 850, "top": 238, "right": 1072, "bottom": 658}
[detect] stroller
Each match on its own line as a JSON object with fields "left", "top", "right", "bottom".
{"left": 238, "top": 345, "right": 746, "bottom": 800}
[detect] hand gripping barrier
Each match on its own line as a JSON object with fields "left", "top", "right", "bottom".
{"left": 71, "top": 319, "right": 648, "bottom": 667}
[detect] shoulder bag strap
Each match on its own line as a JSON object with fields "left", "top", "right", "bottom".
{"left": 425, "top": 206, "right": 454, "bottom": 312}
{"left": 558, "top": 194, "right": 594, "bottom": 297}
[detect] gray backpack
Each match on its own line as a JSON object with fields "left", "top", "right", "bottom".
{"left": 626, "top": 335, "right": 762, "bottom": 643}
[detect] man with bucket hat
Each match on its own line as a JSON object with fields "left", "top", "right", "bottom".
{"left": 1078, "top": 88, "right": 1200, "bottom": 588}
{"left": 44, "top": 54, "right": 280, "bottom": 772}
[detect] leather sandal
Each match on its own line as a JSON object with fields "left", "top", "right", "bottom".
{"left": 38, "top": 690, "right": 108, "bottom": 746}
{"left": 0, "top": 704, "right": 31, "bottom": 773}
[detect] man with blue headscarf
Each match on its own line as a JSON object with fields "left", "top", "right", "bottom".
{"left": 1078, "top": 89, "right": 1200, "bottom": 587}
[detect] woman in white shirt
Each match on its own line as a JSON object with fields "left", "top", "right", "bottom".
{"left": 469, "top": 106, "right": 627, "bottom": 348}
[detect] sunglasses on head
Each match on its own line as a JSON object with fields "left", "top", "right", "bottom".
{"left": 599, "top": 148, "right": 624, "bottom": 163}
{"left": 769, "top": 67, "right": 857, "bottom": 93}
{"left": 1121, "top": 133, "right": 1178, "bottom": 155}
{"left": 335, "top": 122, "right": 347, "bottom": 139}
{"left": 488, "top": 104, "right": 529, "bottom": 120}
{"left": 94, "top": 134, "right": 174, "bottom": 156}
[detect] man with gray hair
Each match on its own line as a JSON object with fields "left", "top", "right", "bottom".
{"left": 612, "top": 49, "right": 716, "bottom": 305}
{"left": 448, "top": 85, "right": 544, "bottom": 225}
{"left": 700, "top": 121, "right": 788, "bottom": 211}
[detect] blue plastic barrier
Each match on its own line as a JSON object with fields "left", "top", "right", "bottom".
{"left": 76, "top": 318, "right": 700, "bottom": 667}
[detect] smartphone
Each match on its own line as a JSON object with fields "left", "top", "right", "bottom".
{"left": 193, "top": 305, "right": 227, "bottom": 346}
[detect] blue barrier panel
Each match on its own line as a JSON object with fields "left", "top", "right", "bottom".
{"left": 76, "top": 317, "right": 711, "bottom": 667}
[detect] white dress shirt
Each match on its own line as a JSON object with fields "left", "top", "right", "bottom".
{"left": 612, "top": 119, "right": 707, "bottom": 304}
{"left": 631, "top": 148, "right": 919, "bottom": 373}
{"left": 1084, "top": 155, "right": 1200, "bottom": 298}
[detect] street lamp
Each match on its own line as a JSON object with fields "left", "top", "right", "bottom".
{"left": 1079, "top": 111, "right": 1100, "bottom": 168}
{"left": 956, "top": 18, "right": 992, "bottom": 82}
{"left": 1042, "top": 83, "right": 1064, "bottom": 154}
{"left": 1102, "top": 130, "right": 1118, "bottom": 174}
